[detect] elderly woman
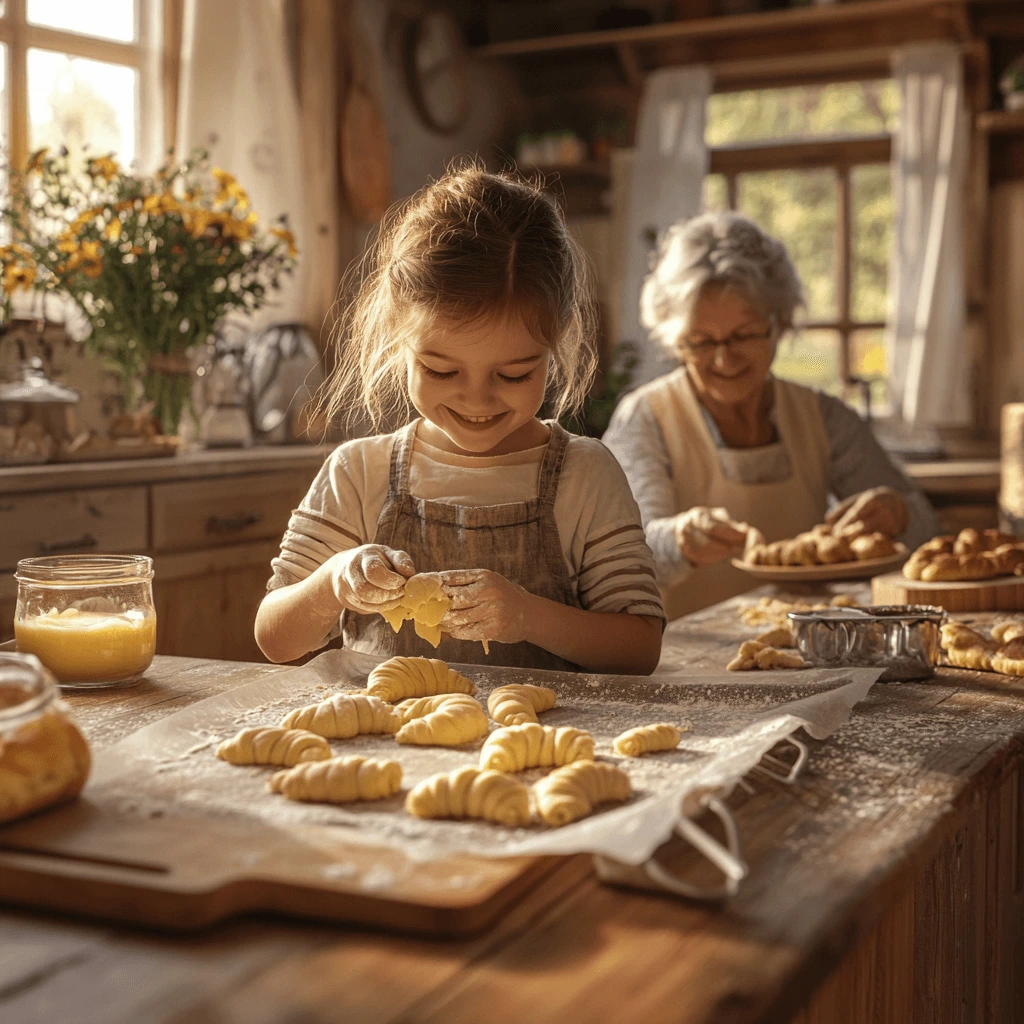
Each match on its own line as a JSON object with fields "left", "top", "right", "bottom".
{"left": 603, "top": 212, "right": 939, "bottom": 619}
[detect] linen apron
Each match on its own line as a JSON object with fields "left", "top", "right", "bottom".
{"left": 641, "top": 368, "right": 830, "bottom": 619}
{"left": 342, "top": 419, "right": 582, "bottom": 670}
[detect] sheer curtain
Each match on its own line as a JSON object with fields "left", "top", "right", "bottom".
{"left": 887, "top": 43, "right": 970, "bottom": 425}
{"left": 617, "top": 66, "right": 712, "bottom": 387}
{"left": 176, "top": 0, "right": 308, "bottom": 328}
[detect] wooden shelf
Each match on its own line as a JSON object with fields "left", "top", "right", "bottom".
{"left": 978, "top": 108, "right": 1024, "bottom": 134}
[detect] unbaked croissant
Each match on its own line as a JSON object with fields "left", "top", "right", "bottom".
{"left": 613, "top": 723, "right": 684, "bottom": 757}
{"left": 395, "top": 694, "right": 489, "bottom": 746}
{"left": 268, "top": 755, "right": 402, "bottom": 803}
{"left": 366, "top": 656, "right": 476, "bottom": 702}
{"left": 533, "top": 761, "right": 631, "bottom": 827}
{"left": 991, "top": 621, "right": 1024, "bottom": 645}
{"left": 216, "top": 726, "right": 330, "bottom": 766}
{"left": 393, "top": 693, "right": 463, "bottom": 724}
{"left": 479, "top": 723, "right": 594, "bottom": 773}
{"left": 406, "top": 766, "right": 530, "bottom": 826}
{"left": 727, "top": 640, "right": 806, "bottom": 671}
{"left": 280, "top": 693, "right": 398, "bottom": 738}
{"left": 486, "top": 683, "right": 557, "bottom": 726}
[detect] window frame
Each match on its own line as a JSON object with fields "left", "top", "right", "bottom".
{"left": 0, "top": 0, "right": 156, "bottom": 169}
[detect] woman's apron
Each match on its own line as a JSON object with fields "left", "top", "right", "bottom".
{"left": 642, "top": 368, "right": 830, "bottom": 619}
{"left": 342, "top": 419, "right": 582, "bottom": 669}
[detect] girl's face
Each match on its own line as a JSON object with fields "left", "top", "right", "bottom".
{"left": 407, "top": 315, "right": 551, "bottom": 456}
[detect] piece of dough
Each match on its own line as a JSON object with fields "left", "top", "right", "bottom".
{"left": 393, "top": 693, "right": 464, "bottom": 724}
{"left": 366, "top": 656, "right": 476, "bottom": 702}
{"left": 727, "top": 640, "right": 806, "bottom": 672}
{"left": 479, "top": 723, "right": 594, "bottom": 773}
{"left": 754, "top": 625, "right": 795, "bottom": 648}
{"left": 939, "top": 623, "right": 998, "bottom": 671}
{"left": 991, "top": 621, "right": 1024, "bottom": 645}
{"left": 268, "top": 755, "right": 402, "bottom": 803}
{"left": 486, "top": 684, "right": 557, "bottom": 726}
{"left": 534, "top": 761, "right": 631, "bottom": 827}
{"left": 280, "top": 693, "right": 398, "bottom": 738}
{"left": 992, "top": 637, "right": 1024, "bottom": 676}
{"left": 406, "top": 766, "right": 530, "bottom": 826}
{"left": 395, "top": 694, "right": 489, "bottom": 746}
{"left": 378, "top": 573, "right": 451, "bottom": 648}
{"left": 613, "top": 722, "right": 685, "bottom": 757}
{"left": 216, "top": 727, "right": 330, "bottom": 767}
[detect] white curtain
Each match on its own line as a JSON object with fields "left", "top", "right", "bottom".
{"left": 617, "top": 66, "right": 712, "bottom": 387}
{"left": 177, "top": 0, "right": 308, "bottom": 328}
{"left": 887, "top": 43, "right": 970, "bottom": 425}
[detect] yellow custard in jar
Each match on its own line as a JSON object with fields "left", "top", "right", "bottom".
{"left": 15, "top": 607, "right": 157, "bottom": 684}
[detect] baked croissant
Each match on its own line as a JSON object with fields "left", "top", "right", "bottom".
{"left": 280, "top": 693, "right": 398, "bottom": 738}
{"left": 992, "top": 637, "right": 1024, "bottom": 676}
{"left": 486, "top": 683, "right": 557, "bottom": 726}
{"left": 366, "top": 656, "right": 476, "bottom": 702}
{"left": 268, "top": 755, "right": 402, "bottom": 803}
{"left": 904, "top": 529, "right": 1024, "bottom": 582}
{"left": 745, "top": 520, "right": 900, "bottom": 567}
{"left": 613, "top": 723, "right": 685, "bottom": 757}
{"left": 395, "top": 694, "right": 489, "bottom": 746}
{"left": 216, "top": 726, "right": 330, "bottom": 767}
{"left": 533, "top": 761, "right": 631, "bottom": 827}
{"left": 939, "top": 623, "right": 998, "bottom": 670}
{"left": 406, "top": 766, "right": 530, "bottom": 826}
{"left": 479, "top": 723, "right": 594, "bottom": 773}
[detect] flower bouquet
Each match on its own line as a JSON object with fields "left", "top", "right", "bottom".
{"left": 0, "top": 149, "right": 297, "bottom": 434}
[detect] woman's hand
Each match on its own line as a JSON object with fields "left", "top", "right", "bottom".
{"left": 826, "top": 487, "right": 908, "bottom": 538}
{"left": 438, "top": 569, "right": 533, "bottom": 645}
{"left": 674, "top": 506, "right": 754, "bottom": 567}
{"left": 325, "top": 545, "right": 416, "bottom": 614}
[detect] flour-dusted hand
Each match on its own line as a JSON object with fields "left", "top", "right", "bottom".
{"left": 826, "top": 486, "right": 908, "bottom": 539}
{"left": 324, "top": 544, "right": 416, "bottom": 615}
{"left": 438, "top": 569, "right": 532, "bottom": 645}
{"left": 674, "top": 506, "right": 753, "bottom": 567}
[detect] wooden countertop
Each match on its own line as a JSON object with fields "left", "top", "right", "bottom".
{"left": 0, "top": 443, "right": 335, "bottom": 494}
{"left": 901, "top": 458, "right": 1001, "bottom": 495}
{"left": 2, "top": 585, "right": 1024, "bottom": 1024}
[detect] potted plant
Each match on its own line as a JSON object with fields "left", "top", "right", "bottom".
{"left": 1001, "top": 57, "right": 1024, "bottom": 113}
{"left": 0, "top": 149, "right": 297, "bottom": 435}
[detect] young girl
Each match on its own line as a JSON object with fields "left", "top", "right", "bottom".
{"left": 255, "top": 163, "right": 663, "bottom": 674}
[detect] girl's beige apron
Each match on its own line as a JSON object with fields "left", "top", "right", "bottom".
{"left": 343, "top": 419, "right": 581, "bottom": 669}
{"left": 641, "top": 368, "right": 830, "bottom": 619}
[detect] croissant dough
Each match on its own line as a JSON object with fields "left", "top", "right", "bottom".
{"left": 406, "top": 766, "right": 530, "bottom": 826}
{"left": 727, "top": 640, "right": 806, "bottom": 671}
{"left": 378, "top": 573, "right": 451, "bottom": 648}
{"left": 367, "top": 656, "right": 476, "bottom": 702}
{"left": 739, "top": 594, "right": 856, "bottom": 629}
{"left": 479, "top": 723, "right": 594, "bottom": 773}
{"left": 487, "top": 683, "right": 557, "bottom": 726}
{"left": 280, "top": 693, "right": 398, "bottom": 738}
{"left": 534, "top": 761, "right": 631, "bottom": 826}
{"left": 216, "top": 726, "right": 330, "bottom": 767}
{"left": 395, "top": 694, "right": 489, "bottom": 746}
{"left": 613, "top": 722, "right": 685, "bottom": 757}
{"left": 269, "top": 755, "right": 402, "bottom": 803}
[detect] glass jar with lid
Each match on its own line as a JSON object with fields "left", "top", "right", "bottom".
{"left": 0, "top": 652, "right": 92, "bottom": 825}
{"left": 14, "top": 555, "right": 157, "bottom": 688}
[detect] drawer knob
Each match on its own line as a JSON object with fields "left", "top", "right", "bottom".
{"left": 38, "top": 533, "right": 99, "bottom": 554}
{"left": 206, "top": 512, "right": 263, "bottom": 535}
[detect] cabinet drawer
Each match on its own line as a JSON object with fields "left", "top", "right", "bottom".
{"left": 151, "top": 471, "right": 310, "bottom": 553}
{"left": 0, "top": 486, "right": 149, "bottom": 570}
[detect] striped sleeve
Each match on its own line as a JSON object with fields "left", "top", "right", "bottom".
{"left": 556, "top": 437, "right": 665, "bottom": 621}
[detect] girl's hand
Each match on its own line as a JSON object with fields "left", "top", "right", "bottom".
{"left": 438, "top": 569, "right": 533, "bottom": 645}
{"left": 674, "top": 506, "right": 751, "bottom": 567}
{"left": 325, "top": 545, "right": 416, "bottom": 614}
{"left": 827, "top": 487, "right": 908, "bottom": 538}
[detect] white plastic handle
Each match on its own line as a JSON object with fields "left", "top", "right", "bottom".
{"left": 750, "top": 737, "right": 808, "bottom": 785}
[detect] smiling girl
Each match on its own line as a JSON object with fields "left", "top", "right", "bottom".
{"left": 255, "top": 164, "right": 664, "bottom": 673}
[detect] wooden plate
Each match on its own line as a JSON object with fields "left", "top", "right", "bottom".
{"left": 731, "top": 547, "right": 909, "bottom": 582}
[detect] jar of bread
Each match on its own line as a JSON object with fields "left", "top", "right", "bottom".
{"left": 0, "top": 652, "right": 91, "bottom": 826}
{"left": 14, "top": 555, "right": 156, "bottom": 688}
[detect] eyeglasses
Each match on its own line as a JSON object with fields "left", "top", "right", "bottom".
{"left": 678, "top": 329, "right": 773, "bottom": 358}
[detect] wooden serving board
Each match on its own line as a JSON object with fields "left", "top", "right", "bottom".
{"left": 0, "top": 794, "right": 558, "bottom": 935}
{"left": 871, "top": 570, "right": 1024, "bottom": 612}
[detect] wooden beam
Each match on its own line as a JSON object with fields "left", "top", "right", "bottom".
{"left": 709, "top": 136, "right": 891, "bottom": 175}
{"left": 616, "top": 42, "right": 643, "bottom": 89}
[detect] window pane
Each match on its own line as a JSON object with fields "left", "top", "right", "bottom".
{"left": 772, "top": 328, "right": 841, "bottom": 394}
{"left": 737, "top": 168, "right": 836, "bottom": 322}
{"left": 28, "top": 48, "right": 137, "bottom": 165}
{"left": 851, "top": 163, "right": 893, "bottom": 323}
{"left": 707, "top": 80, "right": 899, "bottom": 146}
{"left": 703, "top": 173, "right": 728, "bottom": 213}
{"left": 27, "top": 0, "right": 135, "bottom": 43}
{"left": 847, "top": 328, "right": 890, "bottom": 415}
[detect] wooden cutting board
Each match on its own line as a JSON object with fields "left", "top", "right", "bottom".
{"left": 0, "top": 794, "right": 558, "bottom": 935}
{"left": 871, "top": 571, "right": 1024, "bottom": 612}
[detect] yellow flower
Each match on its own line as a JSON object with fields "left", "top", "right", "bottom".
{"left": 181, "top": 207, "right": 213, "bottom": 239}
{"left": 70, "top": 206, "right": 105, "bottom": 233}
{"left": 142, "top": 191, "right": 179, "bottom": 216}
{"left": 3, "top": 262, "right": 37, "bottom": 293}
{"left": 60, "top": 240, "right": 103, "bottom": 278}
{"left": 271, "top": 226, "right": 298, "bottom": 258}
{"left": 212, "top": 167, "right": 249, "bottom": 209}
{"left": 88, "top": 155, "right": 120, "bottom": 181}
{"left": 216, "top": 209, "right": 258, "bottom": 242}
{"left": 103, "top": 218, "right": 122, "bottom": 242}
{"left": 27, "top": 148, "right": 48, "bottom": 174}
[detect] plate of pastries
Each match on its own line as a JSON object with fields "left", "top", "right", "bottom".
{"left": 733, "top": 520, "right": 907, "bottom": 582}
{"left": 902, "top": 528, "right": 1024, "bottom": 582}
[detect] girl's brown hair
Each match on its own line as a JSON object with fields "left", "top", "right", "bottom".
{"left": 320, "top": 160, "right": 598, "bottom": 433}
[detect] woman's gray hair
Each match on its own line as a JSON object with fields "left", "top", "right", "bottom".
{"left": 640, "top": 212, "right": 804, "bottom": 351}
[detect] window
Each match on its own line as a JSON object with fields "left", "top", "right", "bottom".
{"left": 704, "top": 80, "right": 898, "bottom": 415}
{"left": 0, "top": 0, "right": 158, "bottom": 170}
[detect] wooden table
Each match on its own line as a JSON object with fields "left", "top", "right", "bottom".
{"left": 2, "top": 584, "right": 1023, "bottom": 1024}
